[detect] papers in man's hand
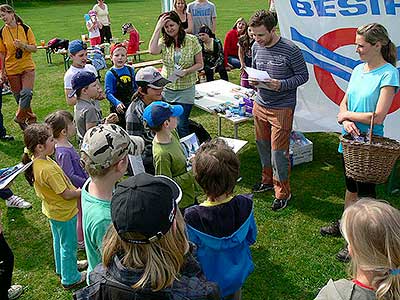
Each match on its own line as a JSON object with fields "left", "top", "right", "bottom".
{"left": 244, "top": 67, "right": 271, "bottom": 81}
{"left": 0, "top": 162, "right": 33, "bottom": 190}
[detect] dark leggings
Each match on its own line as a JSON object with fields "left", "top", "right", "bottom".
{"left": 204, "top": 65, "right": 229, "bottom": 82}
{"left": 342, "top": 156, "right": 376, "bottom": 198}
{"left": 100, "top": 26, "right": 112, "bottom": 43}
{"left": 0, "top": 233, "right": 14, "bottom": 299}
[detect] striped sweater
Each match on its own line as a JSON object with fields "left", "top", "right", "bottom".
{"left": 252, "top": 37, "right": 309, "bottom": 109}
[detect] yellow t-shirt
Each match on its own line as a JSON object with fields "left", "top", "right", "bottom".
{"left": 0, "top": 24, "right": 36, "bottom": 75}
{"left": 33, "top": 157, "right": 78, "bottom": 222}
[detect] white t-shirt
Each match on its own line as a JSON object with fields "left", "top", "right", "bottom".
{"left": 86, "top": 19, "right": 101, "bottom": 39}
{"left": 93, "top": 3, "right": 110, "bottom": 26}
{"left": 64, "top": 64, "right": 97, "bottom": 89}
{"left": 64, "top": 64, "right": 100, "bottom": 109}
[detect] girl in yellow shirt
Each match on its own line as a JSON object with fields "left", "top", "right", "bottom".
{"left": 22, "top": 124, "right": 86, "bottom": 289}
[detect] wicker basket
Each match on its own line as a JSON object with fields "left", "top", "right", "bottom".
{"left": 340, "top": 114, "right": 400, "bottom": 184}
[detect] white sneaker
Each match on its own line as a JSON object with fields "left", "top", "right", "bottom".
{"left": 6, "top": 195, "right": 32, "bottom": 209}
{"left": 77, "top": 259, "right": 88, "bottom": 271}
{"left": 8, "top": 284, "right": 24, "bottom": 300}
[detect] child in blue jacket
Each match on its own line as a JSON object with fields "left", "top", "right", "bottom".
{"left": 104, "top": 43, "right": 137, "bottom": 129}
{"left": 184, "top": 138, "right": 257, "bottom": 300}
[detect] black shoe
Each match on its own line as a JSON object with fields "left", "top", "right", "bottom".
{"left": 336, "top": 246, "right": 350, "bottom": 263}
{"left": 271, "top": 194, "right": 291, "bottom": 211}
{"left": 0, "top": 134, "right": 14, "bottom": 141}
{"left": 252, "top": 182, "right": 273, "bottom": 193}
{"left": 320, "top": 220, "right": 341, "bottom": 237}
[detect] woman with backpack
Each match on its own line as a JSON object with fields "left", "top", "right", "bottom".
{"left": 0, "top": 4, "right": 37, "bottom": 130}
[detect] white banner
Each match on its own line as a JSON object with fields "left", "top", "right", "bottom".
{"left": 275, "top": 0, "right": 400, "bottom": 139}
{"left": 161, "top": 0, "right": 174, "bottom": 12}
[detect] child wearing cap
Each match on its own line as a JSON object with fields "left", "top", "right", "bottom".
{"left": 86, "top": 10, "right": 101, "bottom": 46}
{"left": 74, "top": 173, "right": 220, "bottom": 300}
{"left": 184, "top": 139, "right": 257, "bottom": 299}
{"left": 143, "top": 101, "right": 196, "bottom": 208}
{"left": 122, "top": 23, "right": 140, "bottom": 55}
{"left": 125, "top": 67, "right": 170, "bottom": 174}
{"left": 71, "top": 71, "right": 118, "bottom": 144}
{"left": 64, "top": 39, "right": 99, "bottom": 106}
{"left": 79, "top": 124, "right": 143, "bottom": 283}
{"left": 104, "top": 43, "right": 137, "bottom": 129}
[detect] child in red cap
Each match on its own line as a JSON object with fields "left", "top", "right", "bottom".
{"left": 104, "top": 43, "right": 137, "bottom": 129}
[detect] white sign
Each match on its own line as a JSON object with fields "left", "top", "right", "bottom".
{"left": 275, "top": 0, "right": 400, "bottom": 139}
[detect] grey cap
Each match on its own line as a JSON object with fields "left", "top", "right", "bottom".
{"left": 135, "top": 67, "right": 170, "bottom": 89}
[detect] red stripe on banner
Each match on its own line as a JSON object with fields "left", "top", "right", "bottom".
{"left": 314, "top": 28, "right": 400, "bottom": 113}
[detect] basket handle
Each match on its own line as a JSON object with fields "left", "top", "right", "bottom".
{"left": 368, "top": 112, "right": 375, "bottom": 144}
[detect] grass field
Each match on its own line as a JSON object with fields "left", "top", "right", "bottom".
{"left": 0, "top": 1, "right": 399, "bottom": 299}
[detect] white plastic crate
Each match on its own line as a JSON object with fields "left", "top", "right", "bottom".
{"left": 289, "top": 132, "right": 313, "bottom": 166}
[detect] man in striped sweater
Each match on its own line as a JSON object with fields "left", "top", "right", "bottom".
{"left": 249, "top": 10, "right": 309, "bottom": 211}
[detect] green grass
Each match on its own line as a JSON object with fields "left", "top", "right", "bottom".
{"left": 0, "top": 1, "right": 399, "bottom": 299}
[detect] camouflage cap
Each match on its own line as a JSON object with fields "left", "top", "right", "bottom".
{"left": 80, "top": 124, "right": 136, "bottom": 171}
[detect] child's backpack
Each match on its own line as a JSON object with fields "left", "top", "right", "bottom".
{"left": 87, "top": 47, "right": 107, "bottom": 71}
{"left": 47, "top": 38, "right": 69, "bottom": 52}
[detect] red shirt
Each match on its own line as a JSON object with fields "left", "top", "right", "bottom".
{"left": 223, "top": 28, "right": 239, "bottom": 66}
{"left": 127, "top": 30, "right": 139, "bottom": 55}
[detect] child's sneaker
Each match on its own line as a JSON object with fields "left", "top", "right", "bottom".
{"left": 62, "top": 271, "right": 87, "bottom": 290}
{"left": 78, "top": 241, "right": 86, "bottom": 251}
{"left": 2, "top": 85, "right": 11, "bottom": 95}
{"left": 6, "top": 195, "right": 32, "bottom": 209}
{"left": 77, "top": 259, "right": 88, "bottom": 271}
{"left": 271, "top": 194, "right": 291, "bottom": 211}
{"left": 252, "top": 182, "right": 273, "bottom": 193}
{"left": 336, "top": 246, "right": 350, "bottom": 263}
{"left": 320, "top": 220, "right": 341, "bottom": 237}
{"left": 8, "top": 285, "right": 24, "bottom": 300}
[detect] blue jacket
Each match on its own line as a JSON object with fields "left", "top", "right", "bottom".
{"left": 186, "top": 206, "right": 257, "bottom": 297}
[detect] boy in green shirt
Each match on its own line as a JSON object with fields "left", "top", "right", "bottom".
{"left": 143, "top": 101, "right": 196, "bottom": 208}
{"left": 80, "top": 124, "right": 143, "bottom": 283}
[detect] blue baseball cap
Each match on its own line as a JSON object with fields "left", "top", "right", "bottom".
{"left": 68, "top": 40, "right": 87, "bottom": 54}
{"left": 69, "top": 71, "right": 97, "bottom": 97}
{"left": 143, "top": 101, "right": 183, "bottom": 128}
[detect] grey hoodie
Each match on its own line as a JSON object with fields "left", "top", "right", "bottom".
{"left": 315, "top": 279, "right": 376, "bottom": 300}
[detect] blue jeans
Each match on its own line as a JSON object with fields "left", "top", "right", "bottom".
{"left": 228, "top": 56, "right": 241, "bottom": 69}
{"left": 177, "top": 103, "right": 193, "bottom": 138}
{"left": 0, "top": 188, "right": 13, "bottom": 200}
{"left": 49, "top": 215, "right": 81, "bottom": 285}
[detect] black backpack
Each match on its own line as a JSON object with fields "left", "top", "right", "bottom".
{"left": 47, "top": 38, "right": 69, "bottom": 52}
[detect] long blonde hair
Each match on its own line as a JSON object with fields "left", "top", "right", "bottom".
{"left": 341, "top": 199, "right": 400, "bottom": 300}
{"left": 102, "top": 209, "right": 189, "bottom": 291}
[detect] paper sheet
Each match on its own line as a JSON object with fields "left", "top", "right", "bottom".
{"left": 244, "top": 67, "right": 271, "bottom": 81}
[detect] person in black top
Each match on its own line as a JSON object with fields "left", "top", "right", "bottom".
{"left": 198, "top": 25, "right": 228, "bottom": 82}
{"left": 173, "top": 0, "right": 193, "bottom": 33}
